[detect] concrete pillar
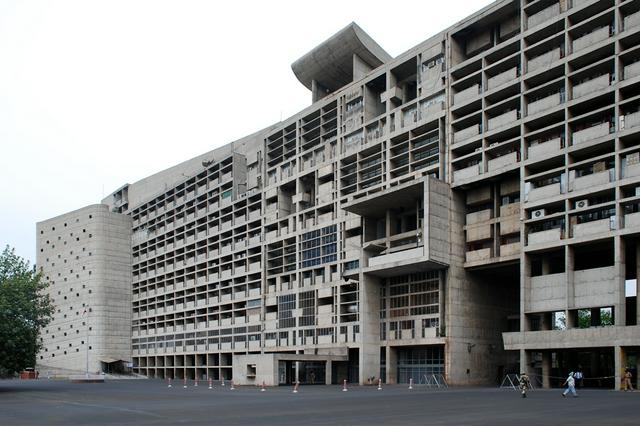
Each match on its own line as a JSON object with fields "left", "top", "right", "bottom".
{"left": 359, "top": 274, "right": 381, "bottom": 385}
{"left": 520, "top": 349, "right": 533, "bottom": 376}
{"left": 542, "top": 351, "right": 552, "bottom": 388}
{"left": 565, "top": 245, "right": 575, "bottom": 327}
{"left": 295, "top": 361, "right": 300, "bottom": 384}
{"left": 636, "top": 242, "right": 640, "bottom": 325}
{"left": 325, "top": 360, "right": 332, "bottom": 385}
{"left": 386, "top": 346, "right": 397, "bottom": 384}
{"left": 615, "top": 346, "right": 623, "bottom": 391}
{"left": 614, "top": 237, "right": 626, "bottom": 326}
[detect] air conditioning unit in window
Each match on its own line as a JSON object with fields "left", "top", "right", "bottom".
{"left": 635, "top": 186, "right": 640, "bottom": 197}
{"left": 575, "top": 199, "right": 589, "bottom": 209}
{"left": 532, "top": 209, "right": 546, "bottom": 219}
{"left": 489, "top": 142, "right": 499, "bottom": 148}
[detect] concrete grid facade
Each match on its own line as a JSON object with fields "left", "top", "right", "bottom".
{"left": 37, "top": 0, "right": 640, "bottom": 388}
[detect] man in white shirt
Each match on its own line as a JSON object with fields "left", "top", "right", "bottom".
{"left": 562, "top": 372, "right": 578, "bottom": 397}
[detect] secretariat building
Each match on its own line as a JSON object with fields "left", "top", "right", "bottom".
{"left": 37, "top": 0, "right": 640, "bottom": 388}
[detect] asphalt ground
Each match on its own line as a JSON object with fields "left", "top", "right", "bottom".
{"left": 0, "top": 379, "right": 638, "bottom": 426}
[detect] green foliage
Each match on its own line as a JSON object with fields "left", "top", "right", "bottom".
{"left": 0, "top": 246, "right": 54, "bottom": 377}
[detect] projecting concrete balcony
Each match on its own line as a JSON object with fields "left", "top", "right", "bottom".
{"left": 318, "top": 335, "right": 333, "bottom": 345}
{"left": 625, "top": 212, "right": 640, "bottom": 230}
{"left": 500, "top": 203, "right": 520, "bottom": 218}
{"left": 488, "top": 110, "right": 519, "bottom": 131}
{"left": 527, "top": 182, "right": 561, "bottom": 202}
{"left": 453, "top": 124, "right": 481, "bottom": 143}
{"left": 466, "top": 209, "right": 492, "bottom": 225}
{"left": 454, "top": 164, "right": 481, "bottom": 182}
{"left": 488, "top": 151, "right": 519, "bottom": 172}
{"left": 500, "top": 242, "right": 520, "bottom": 257}
{"left": 624, "top": 11, "right": 640, "bottom": 31}
{"left": 528, "top": 48, "right": 562, "bottom": 74}
{"left": 571, "top": 170, "right": 612, "bottom": 191}
{"left": 528, "top": 228, "right": 562, "bottom": 246}
{"left": 624, "top": 111, "right": 640, "bottom": 130}
{"left": 527, "top": 3, "right": 560, "bottom": 29}
{"left": 573, "top": 74, "right": 610, "bottom": 99}
{"left": 572, "top": 26, "right": 610, "bottom": 53}
{"left": 624, "top": 161, "right": 640, "bottom": 178}
{"left": 248, "top": 209, "right": 261, "bottom": 221}
{"left": 573, "top": 122, "right": 611, "bottom": 145}
{"left": 421, "top": 102, "right": 445, "bottom": 122}
{"left": 466, "top": 224, "right": 491, "bottom": 242}
{"left": 572, "top": 217, "right": 613, "bottom": 238}
{"left": 500, "top": 215, "right": 520, "bottom": 235}
{"left": 528, "top": 273, "right": 566, "bottom": 312}
{"left": 465, "top": 247, "right": 492, "bottom": 263}
{"left": 292, "top": 192, "right": 311, "bottom": 204}
{"left": 528, "top": 93, "right": 562, "bottom": 116}
{"left": 318, "top": 163, "right": 334, "bottom": 179}
{"left": 624, "top": 61, "right": 640, "bottom": 80}
{"left": 420, "top": 64, "right": 443, "bottom": 87}
{"left": 528, "top": 138, "right": 562, "bottom": 161}
{"left": 453, "top": 84, "right": 481, "bottom": 105}
{"left": 574, "top": 266, "right": 618, "bottom": 307}
{"left": 487, "top": 67, "right": 518, "bottom": 91}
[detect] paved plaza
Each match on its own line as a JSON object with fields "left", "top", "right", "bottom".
{"left": 0, "top": 380, "right": 638, "bottom": 425}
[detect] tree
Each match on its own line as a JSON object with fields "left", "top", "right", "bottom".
{"left": 0, "top": 246, "right": 54, "bottom": 377}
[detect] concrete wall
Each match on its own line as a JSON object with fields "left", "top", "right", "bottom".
{"left": 37, "top": 204, "right": 132, "bottom": 373}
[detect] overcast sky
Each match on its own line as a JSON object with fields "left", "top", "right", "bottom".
{"left": 0, "top": 0, "right": 494, "bottom": 264}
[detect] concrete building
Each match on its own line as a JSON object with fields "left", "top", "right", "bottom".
{"left": 37, "top": 0, "right": 640, "bottom": 388}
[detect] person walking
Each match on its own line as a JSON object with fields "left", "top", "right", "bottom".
{"left": 562, "top": 372, "right": 578, "bottom": 398}
{"left": 518, "top": 372, "right": 530, "bottom": 398}
{"left": 574, "top": 370, "right": 583, "bottom": 388}
{"left": 623, "top": 369, "right": 634, "bottom": 391}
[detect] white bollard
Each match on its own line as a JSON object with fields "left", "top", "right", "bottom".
{"left": 408, "top": 378, "right": 413, "bottom": 390}
{"left": 293, "top": 381, "right": 299, "bottom": 393}
{"left": 261, "top": 381, "right": 266, "bottom": 392}
{"left": 342, "top": 379, "right": 348, "bottom": 392}
{"left": 208, "top": 378, "right": 213, "bottom": 389}
{"left": 168, "top": 378, "right": 172, "bottom": 388}
{"left": 377, "top": 378, "right": 382, "bottom": 391}
{"left": 230, "top": 380, "right": 235, "bottom": 390}
{"left": 183, "top": 377, "right": 187, "bottom": 389}
{"left": 221, "top": 378, "right": 225, "bottom": 387}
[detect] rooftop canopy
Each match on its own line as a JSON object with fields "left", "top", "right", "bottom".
{"left": 291, "top": 22, "right": 392, "bottom": 100}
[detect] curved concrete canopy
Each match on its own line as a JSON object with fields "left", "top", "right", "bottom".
{"left": 291, "top": 22, "right": 392, "bottom": 93}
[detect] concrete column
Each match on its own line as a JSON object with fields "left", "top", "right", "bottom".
{"left": 615, "top": 346, "right": 623, "bottom": 391}
{"left": 359, "top": 273, "right": 381, "bottom": 385}
{"left": 520, "top": 349, "right": 533, "bottom": 376}
{"left": 325, "top": 360, "right": 332, "bottom": 385}
{"left": 386, "top": 346, "right": 397, "bottom": 384}
{"left": 565, "top": 246, "right": 575, "bottom": 326}
{"left": 614, "top": 237, "right": 626, "bottom": 326}
{"left": 542, "top": 351, "right": 552, "bottom": 388}
{"left": 295, "top": 361, "right": 300, "bottom": 384}
{"left": 636, "top": 242, "right": 640, "bottom": 325}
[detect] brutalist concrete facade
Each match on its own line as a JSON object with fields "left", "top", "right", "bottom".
{"left": 37, "top": 0, "right": 640, "bottom": 388}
